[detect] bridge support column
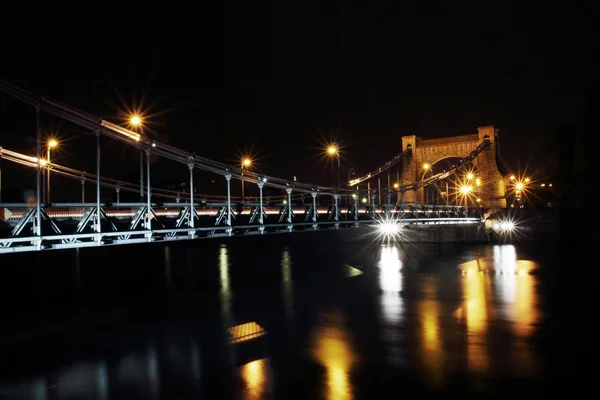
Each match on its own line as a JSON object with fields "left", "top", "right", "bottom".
{"left": 145, "top": 148, "right": 152, "bottom": 240}
{"left": 81, "top": 174, "right": 85, "bottom": 203}
{"left": 188, "top": 162, "right": 195, "bottom": 236}
{"left": 35, "top": 105, "right": 42, "bottom": 246}
{"left": 140, "top": 150, "right": 144, "bottom": 200}
{"left": 258, "top": 181, "right": 265, "bottom": 234}
{"left": 286, "top": 188, "right": 293, "bottom": 232}
{"left": 399, "top": 191, "right": 405, "bottom": 220}
{"left": 311, "top": 192, "right": 318, "bottom": 230}
{"left": 225, "top": 174, "right": 233, "bottom": 236}
{"left": 333, "top": 194, "right": 339, "bottom": 229}
{"left": 386, "top": 190, "right": 392, "bottom": 219}
{"left": 95, "top": 128, "right": 102, "bottom": 244}
{"left": 371, "top": 193, "right": 376, "bottom": 217}
{"left": 353, "top": 194, "right": 359, "bottom": 227}
{"left": 116, "top": 184, "right": 120, "bottom": 204}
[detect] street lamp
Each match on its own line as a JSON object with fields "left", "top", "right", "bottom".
{"left": 129, "top": 115, "right": 145, "bottom": 198}
{"left": 130, "top": 115, "right": 141, "bottom": 127}
{"left": 241, "top": 157, "right": 252, "bottom": 202}
{"left": 327, "top": 145, "right": 341, "bottom": 189}
{"left": 46, "top": 139, "right": 58, "bottom": 202}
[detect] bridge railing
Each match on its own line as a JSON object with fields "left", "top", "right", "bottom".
{"left": 0, "top": 202, "right": 483, "bottom": 253}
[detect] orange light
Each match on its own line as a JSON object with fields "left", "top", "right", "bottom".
{"left": 242, "top": 158, "right": 252, "bottom": 167}
{"left": 130, "top": 115, "right": 141, "bottom": 126}
{"left": 48, "top": 139, "right": 58, "bottom": 148}
{"left": 423, "top": 163, "right": 430, "bottom": 170}
{"left": 328, "top": 146, "right": 337, "bottom": 155}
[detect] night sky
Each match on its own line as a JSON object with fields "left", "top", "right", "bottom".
{"left": 0, "top": 2, "right": 594, "bottom": 196}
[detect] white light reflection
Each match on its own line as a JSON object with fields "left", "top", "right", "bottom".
{"left": 219, "top": 244, "right": 233, "bottom": 327}
{"left": 491, "top": 245, "right": 539, "bottom": 374}
{"left": 493, "top": 245, "right": 517, "bottom": 304}
{"left": 164, "top": 246, "right": 172, "bottom": 287}
{"left": 378, "top": 245, "right": 403, "bottom": 296}
{"left": 378, "top": 245, "right": 405, "bottom": 366}
{"left": 281, "top": 249, "right": 294, "bottom": 320}
{"left": 147, "top": 346, "right": 160, "bottom": 399}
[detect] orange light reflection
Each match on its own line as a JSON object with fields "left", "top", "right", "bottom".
{"left": 239, "top": 358, "right": 268, "bottom": 399}
{"left": 311, "top": 315, "right": 355, "bottom": 400}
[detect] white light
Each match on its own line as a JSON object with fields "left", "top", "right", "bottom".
{"left": 500, "top": 221, "right": 514, "bottom": 231}
{"left": 263, "top": 177, "right": 267, "bottom": 182}
{"left": 379, "top": 222, "right": 400, "bottom": 235}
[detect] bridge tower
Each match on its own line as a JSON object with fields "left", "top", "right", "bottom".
{"left": 399, "top": 126, "right": 507, "bottom": 210}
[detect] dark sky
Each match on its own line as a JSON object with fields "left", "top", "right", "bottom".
{"left": 0, "top": 2, "right": 595, "bottom": 193}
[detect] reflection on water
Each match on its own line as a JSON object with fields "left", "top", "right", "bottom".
{"left": 419, "top": 279, "right": 444, "bottom": 387}
{"left": 0, "top": 239, "right": 552, "bottom": 398}
{"left": 491, "top": 245, "right": 539, "bottom": 374}
{"left": 281, "top": 249, "right": 294, "bottom": 320}
{"left": 311, "top": 313, "right": 356, "bottom": 400}
{"left": 239, "top": 358, "right": 270, "bottom": 400}
{"left": 459, "top": 258, "right": 490, "bottom": 375}
{"left": 377, "top": 245, "right": 405, "bottom": 366}
{"left": 219, "top": 245, "right": 233, "bottom": 327}
{"left": 164, "top": 246, "right": 172, "bottom": 287}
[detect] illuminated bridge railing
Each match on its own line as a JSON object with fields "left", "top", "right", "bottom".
{"left": 0, "top": 202, "right": 483, "bottom": 254}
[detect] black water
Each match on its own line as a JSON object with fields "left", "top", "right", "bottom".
{"left": 0, "top": 231, "right": 588, "bottom": 399}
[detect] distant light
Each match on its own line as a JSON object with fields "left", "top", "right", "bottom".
{"left": 460, "top": 185, "right": 472, "bottom": 194}
{"left": 242, "top": 158, "right": 252, "bottom": 167}
{"left": 541, "top": 183, "right": 546, "bottom": 187}
{"left": 525, "top": 177, "right": 530, "bottom": 183}
{"left": 262, "top": 177, "right": 267, "bottom": 182}
{"left": 352, "top": 194, "right": 357, "bottom": 199}
{"left": 152, "top": 142, "right": 156, "bottom": 147}
{"left": 476, "top": 198, "right": 481, "bottom": 202}
{"left": 38, "top": 159, "right": 47, "bottom": 166}
{"left": 549, "top": 183, "right": 553, "bottom": 187}
{"left": 362, "top": 197, "right": 368, "bottom": 203}
{"left": 500, "top": 221, "right": 514, "bottom": 231}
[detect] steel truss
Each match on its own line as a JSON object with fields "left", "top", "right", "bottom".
{"left": 0, "top": 201, "right": 482, "bottom": 254}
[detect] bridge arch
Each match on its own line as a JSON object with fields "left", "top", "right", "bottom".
{"left": 400, "top": 126, "right": 507, "bottom": 209}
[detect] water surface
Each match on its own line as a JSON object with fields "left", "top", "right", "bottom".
{"left": 0, "top": 231, "right": 583, "bottom": 398}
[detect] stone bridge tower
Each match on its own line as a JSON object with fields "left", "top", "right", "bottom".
{"left": 399, "top": 126, "right": 507, "bottom": 210}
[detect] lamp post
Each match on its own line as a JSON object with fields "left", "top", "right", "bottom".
{"left": 327, "top": 145, "right": 341, "bottom": 190}
{"left": 46, "top": 139, "right": 58, "bottom": 203}
{"left": 129, "top": 115, "right": 144, "bottom": 199}
{"left": 241, "top": 157, "right": 251, "bottom": 202}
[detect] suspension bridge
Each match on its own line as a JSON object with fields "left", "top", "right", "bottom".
{"left": 0, "top": 80, "right": 509, "bottom": 254}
